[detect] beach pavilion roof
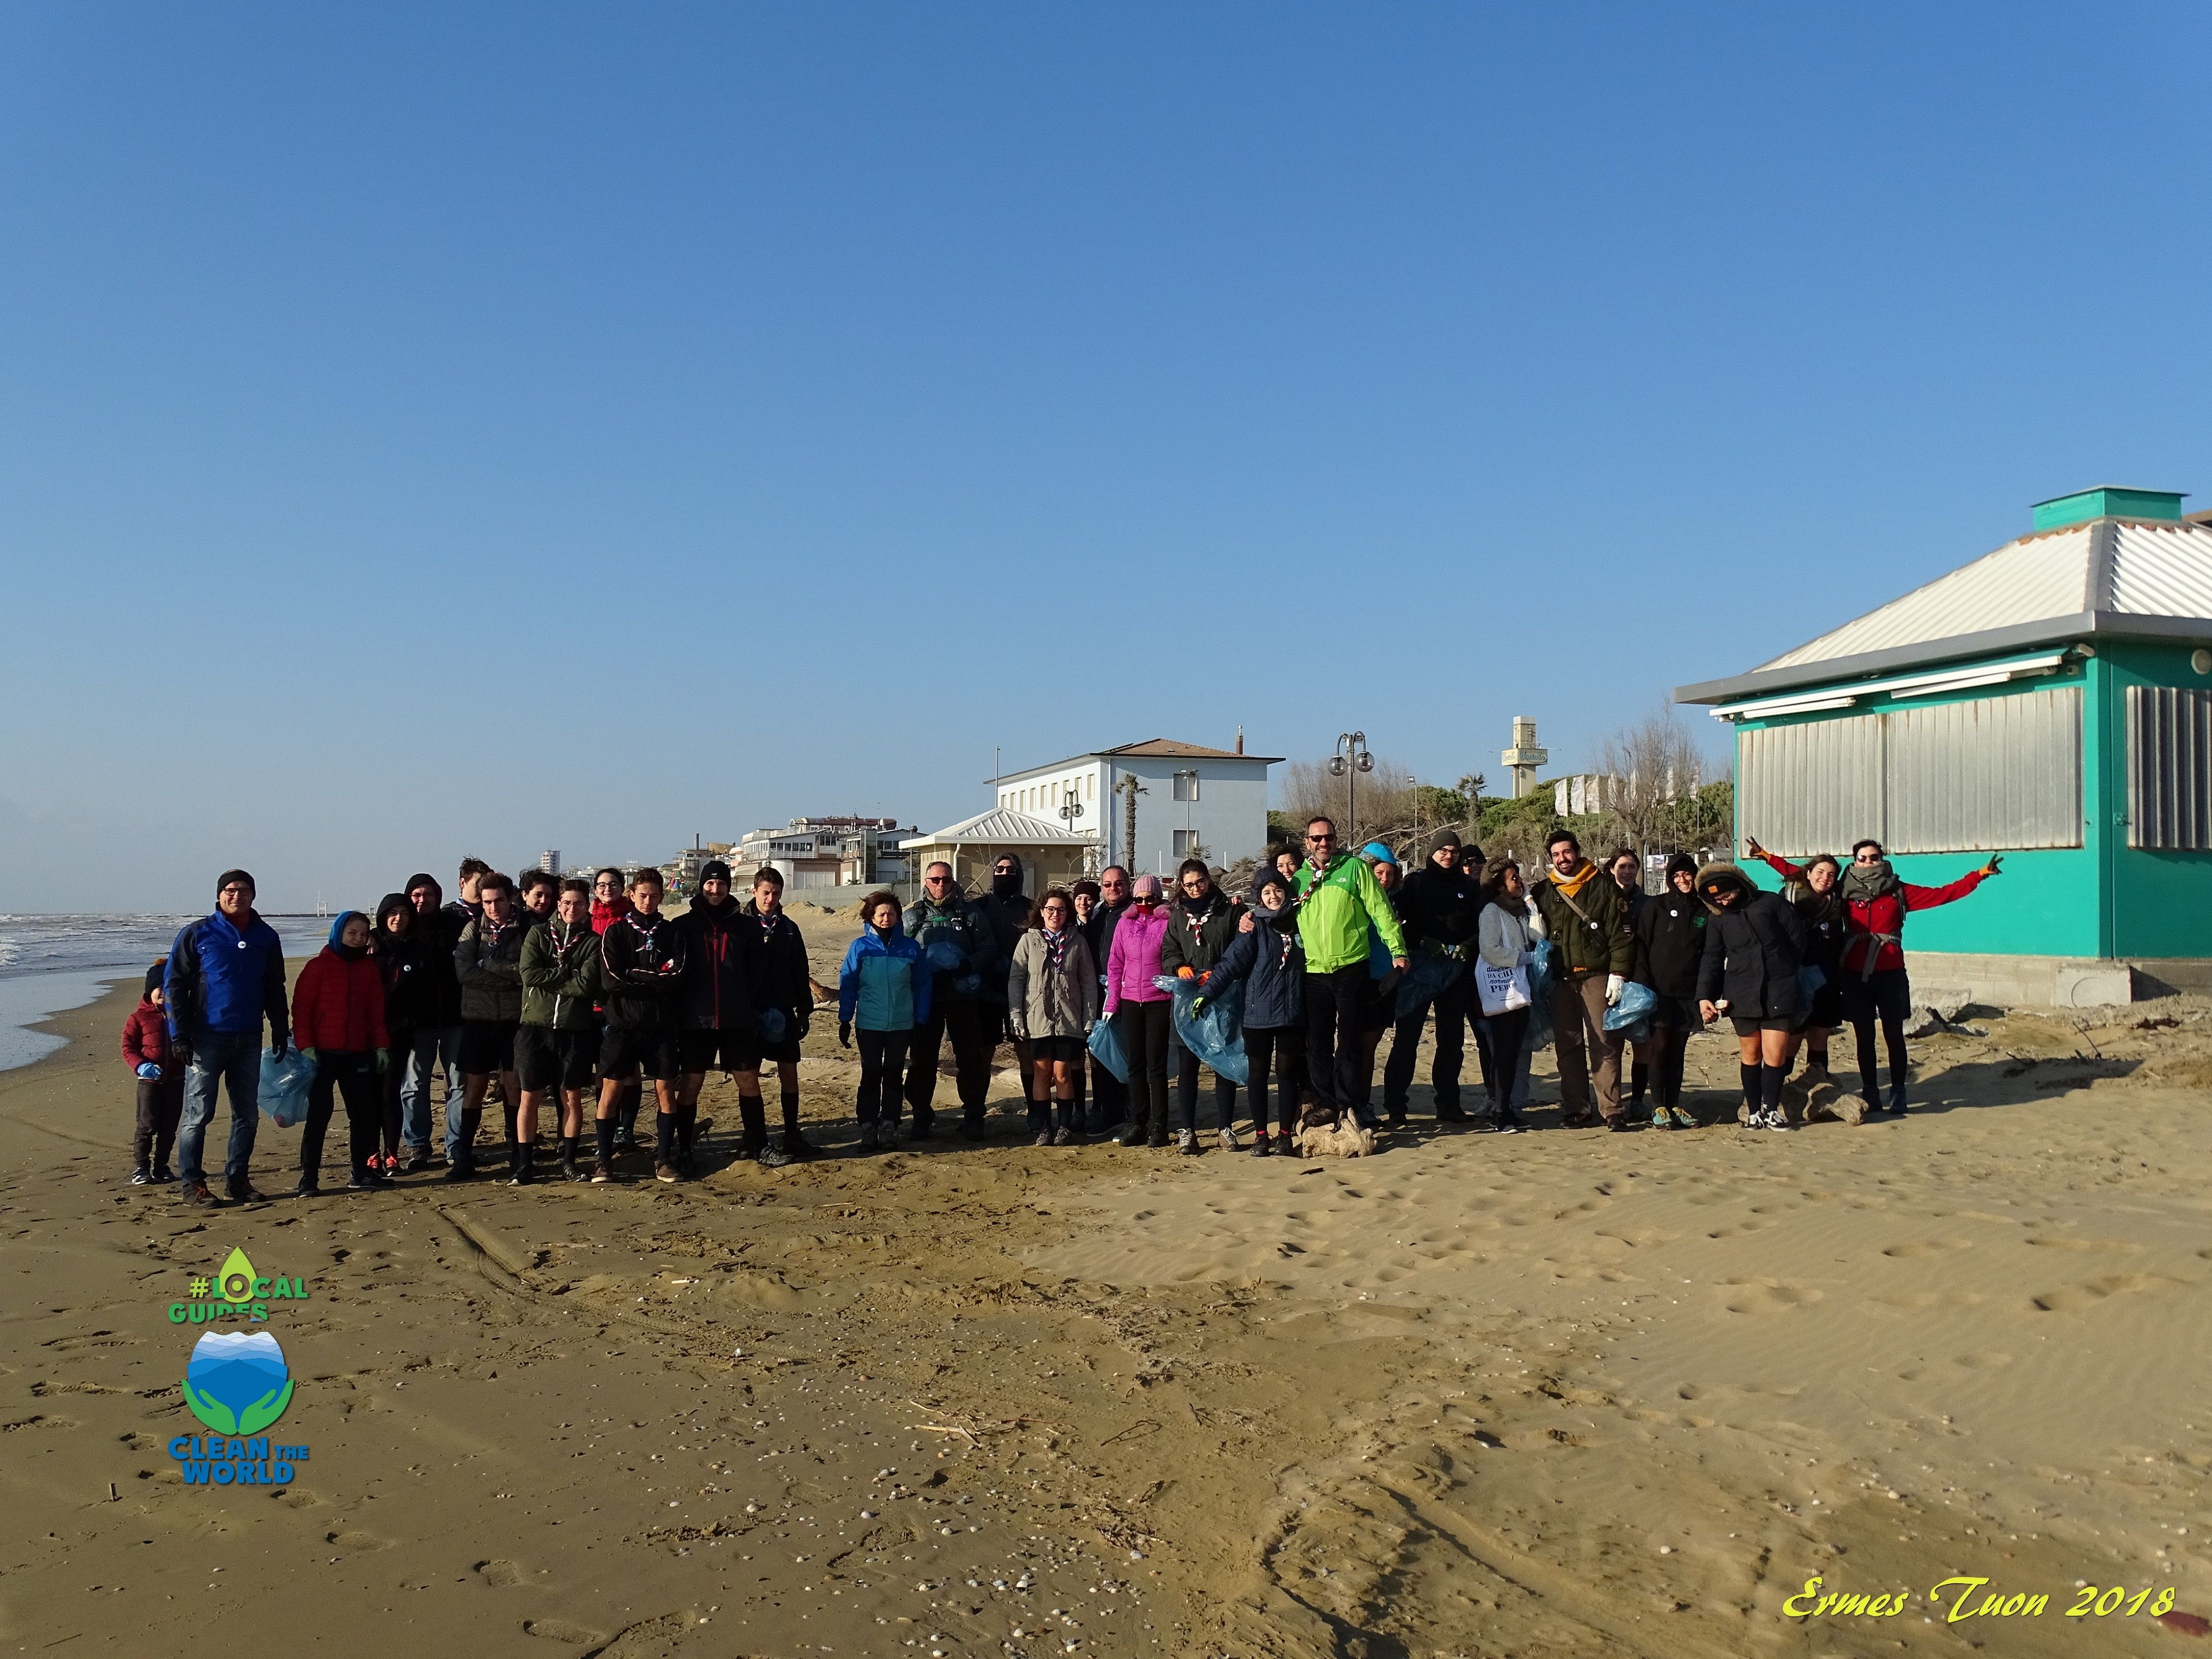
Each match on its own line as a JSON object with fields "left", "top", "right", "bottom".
{"left": 899, "top": 807, "right": 1097, "bottom": 850}
{"left": 1676, "top": 487, "right": 2212, "bottom": 705}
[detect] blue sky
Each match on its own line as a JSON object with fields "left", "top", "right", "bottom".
{"left": 6, "top": 5, "right": 2212, "bottom": 911}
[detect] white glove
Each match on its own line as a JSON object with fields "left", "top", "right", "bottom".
{"left": 1605, "top": 974, "right": 1625, "bottom": 1006}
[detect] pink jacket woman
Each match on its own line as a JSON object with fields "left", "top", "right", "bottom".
{"left": 1103, "top": 902, "right": 1173, "bottom": 1015}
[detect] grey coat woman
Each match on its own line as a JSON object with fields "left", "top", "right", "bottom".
{"left": 1008, "top": 926, "right": 1101, "bottom": 1041}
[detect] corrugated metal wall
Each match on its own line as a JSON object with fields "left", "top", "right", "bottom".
{"left": 1740, "top": 686, "right": 2083, "bottom": 855}
{"left": 2128, "top": 685, "right": 2212, "bottom": 849}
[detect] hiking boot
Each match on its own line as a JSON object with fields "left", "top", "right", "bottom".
{"left": 1220, "top": 1124, "right": 1240, "bottom": 1152}
{"left": 181, "top": 1182, "right": 219, "bottom": 1207}
{"left": 654, "top": 1158, "right": 679, "bottom": 1184}
{"left": 1178, "top": 1129, "right": 1200, "bottom": 1155}
{"left": 909, "top": 1112, "right": 933, "bottom": 1140}
{"left": 1146, "top": 1128, "right": 1170, "bottom": 1148}
{"left": 1385, "top": 1110, "right": 1408, "bottom": 1129}
{"left": 227, "top": 1181, "right": 264, "bottom": 1203}
{"left": 1118, "top": 1125, "right": 1147, "bottom": 1148}
{"left": 293, "top": 1179, "right": 321, "bottom": 1199}
{"left": 589, "top": 1158, "right": 614, "bottom": 1185}
{"left": 957, "top": 1119, "right": 988, "bottom": 1142}
{"left": 129, "top": 1167, "right": 150, "bottom": 1186}
{"left": 1052, "top": 1126, "right": 1076, "bottom": 1146}
{"left": 859, "top": 1122, "right": 881, "bottom": 1151}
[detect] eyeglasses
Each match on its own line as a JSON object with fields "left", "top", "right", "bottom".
{"left": 925, "top": 875, "right": 951, "bottom": 885}
{"left": 1304, "top": 834, "right": 1334, "bottom": 845}
{"left": 219, "top": 885, "right": 253, "bottom": 896}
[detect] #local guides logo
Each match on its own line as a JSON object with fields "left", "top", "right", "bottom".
{"left": 166, "top": 1245, "right": 313, "bottom": 1488}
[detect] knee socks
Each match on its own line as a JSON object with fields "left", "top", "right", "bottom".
{"left": 1760, "top": 1064, "right": 1786, "bottom": 1117}
{"left": 1629, "top": 1057, "right": 1649, "bottom": 1107}
{"left": 1739, "top": 1062, "right": 1762, "bottom": 1116}
{"left": 595, "top": 1118, "right": 615, "bottom": 1162}
{"left": 738, "top": 1093, "right": 767, "bottom": 1148}
{"left": 559, "top": 1133, "right": 579, "bottom": 1166}
{"left": 656, "top": 1109, "right": 677, "bottom": 1157}
{"left": 779, "top": 1084, "right": 801, "bottom": 1137}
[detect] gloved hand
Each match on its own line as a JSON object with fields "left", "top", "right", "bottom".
{"left": 375, "top": 1048, "right": 390, "bottom": 1076}
{"left": 1197, "top": 971, "right": 1211, "bottom": 987}
{"left": 1011, "top": 1026, "right": 1029, "bottom": 1044}
{"left": 300, "top": 1047, "right": 319, "bottom": 1066}
{"left": 270, "top": 1036, "right": 291, "bottom": 1061}
{"left": 1084, "top": 1019, "right": 1096, "bottom": 1036}
{"left": 1190, "top": 998, "right": 1207, "bottom": 1018}
{"left": 135, "top": 1062, "right": 161, "bottom": 1080}
{"left": 1980, "top": 855, "right": 2004, "bottom": 877}
{"left": 837, "top": 1021, "right": 852, "bottom": 1049}
{"left": 1745, "top": 836, "right": 1766, "bottom": 860}
{"left": 1175, "top": 966, "right": 1196, "bottom": 980}
{"left": 1605, "top": 974, "right": 1625, "bottom": 1006}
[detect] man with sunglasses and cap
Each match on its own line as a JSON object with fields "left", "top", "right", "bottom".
{"left": 903, "top": 862, "right": 999, "bottom": 1140}
{"left": 1292, "top": 817, "right": 1407, "bottom": 1129}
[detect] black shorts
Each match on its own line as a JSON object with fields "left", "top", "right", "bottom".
{"left": 680, "top": 1028, "right": 760, "bottom": 1074}
{"left": 1839, "top": 966, "right": 1912, "bottom": 1026}
{"left": 600, "top": 1026, "right": 680, "bottom": 1082}
{"left": 753, "top": 1036, "right": 803, "bottom": 1066}
{"left": 1731, "top": 1016, "right": 1798, "bottom": 1037}
{"left": 459, "top": 1019, "right": 519, "bottom": 1075}
{"left": 1027, "top": 1035, "right": 1085, "bottom": 1063}
{"left": 516, "top": 1025, "right": 599, "bottom": 1092}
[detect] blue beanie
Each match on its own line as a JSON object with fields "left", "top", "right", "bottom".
{"left": 1360, "top": 841, "right": 1396, "bottom": 866}
{"left": 328, "top": 911, "right": 367, "bottom": 949}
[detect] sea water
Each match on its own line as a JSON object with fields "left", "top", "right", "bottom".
{"left": 0, "top": 914, "right": 316, "bottom": 1072}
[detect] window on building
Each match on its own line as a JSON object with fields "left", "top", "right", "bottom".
{"left": 1739, "top": 685, "right": 2083, "bottom": 855}
{"left": 1173, "top": 829, "right": 1200, "bottom": 857}
{"left": 2128, "top": 685, "right": 2212, "bottom": 849}
{"left": 1173, "top": 771, "right": 1200, "bottom": 803}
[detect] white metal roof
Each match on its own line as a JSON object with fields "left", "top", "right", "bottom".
{"left": 899, "top": 807, "right": 1097, "bottom": 849}
{"left": 1677, "top": 516, "right": 2212, "bottom": 704}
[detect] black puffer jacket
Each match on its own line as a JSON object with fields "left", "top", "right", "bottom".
{"left": 743, "top": 900, "right": 813, "bottom": 1035}
{"left": 676, "top": 897, "right": 755, "bottom": 1031}
{"left": 601, "top": 910, "right": 689, "bottom": 1031}
{"left": 1395, "top": 859, "right": 1484, "bottom": 958}
{"left": 1694, "top": 863, "right": 1811, "bottom": 1023}
{"left": 1633, "top": 857, "right": 1707, "bottom": 999}
{"left": 372, "top": 893, "right": 434, "bottom": 1035}
{"left": 1158, "top": 889, "right": 1245, "bottom": 977}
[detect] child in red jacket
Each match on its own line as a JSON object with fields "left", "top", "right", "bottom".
{"left": 120, "top": 963, "right": 181, "bottom": 1185}
{"left": 290, "top": 912, "right": 392, "bottom": 1195}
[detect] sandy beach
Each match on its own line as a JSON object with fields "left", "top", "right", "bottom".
{"left": 5, "top": 929, "right": 2211, "bottom": 1658}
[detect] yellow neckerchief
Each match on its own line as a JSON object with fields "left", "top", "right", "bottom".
{"left": 1549, "top": 858, "right": 1600, "bottom": 901}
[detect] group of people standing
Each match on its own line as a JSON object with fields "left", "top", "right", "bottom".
{"left": 124, "top": 821, "right": 2001, "bottom": 1203}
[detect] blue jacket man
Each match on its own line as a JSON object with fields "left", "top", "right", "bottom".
{"left": 166, "top": 869, "right": 289, "bottom": 1206}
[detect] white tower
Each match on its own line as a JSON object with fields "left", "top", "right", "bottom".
{"left": 1501, "top": 717, "right": 1549, "bottom": 799}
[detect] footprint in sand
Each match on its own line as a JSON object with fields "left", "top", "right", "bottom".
{"left": 325, "top": 1529, "right": 392, "bottom": 1551}
{"left": 476, "top": 1558, "right": 530, "bottom": 1587}
{"left": 1720, "top": 1278, "right": 1823, "bottom": 1316}
{"left": 1880, "top": 1238, "right": 1972, "bottom": 1259}
{"left": 523, "top": 1618, "right": 607, "bottom": 1644}
{"left": 2030, "top": 1274, "right": 2184, "bottom": 1313}
{"left": 2025, "top": 1236, "right": 2140, "bottom": 1254}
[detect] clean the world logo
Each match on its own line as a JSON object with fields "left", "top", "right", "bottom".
{"left": 180, "top": 1328, "right": 295, "bottom": 1435}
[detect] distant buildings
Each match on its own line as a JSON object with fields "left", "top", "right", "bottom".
{"left": 736, "top": 818, "right": 919, "bottom": 891}
{"left": 537, "top": 849, "right": 561, "bottom": 875}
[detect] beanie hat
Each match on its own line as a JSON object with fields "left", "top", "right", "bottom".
{"left": 1360, "top": 841, "right": 1396, "bottom": 866}
{"left": 1427, "top": 828, "right": 1461, "bottom": 856}
{"left": 328, "top": 911, "right": 366, "bottom": 950}
{"left": 1132, "top": 873, "right": 1164, "bottom": 899}
{"left": 699, "top": 859, "right": 732, "bottom": 886}
{"left": 143, "top": 962, "right": 166, "bottom": 998}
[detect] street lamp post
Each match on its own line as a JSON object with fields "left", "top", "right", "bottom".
{"left": 1330, "top": 731, "right": 1374, "bottom": 838}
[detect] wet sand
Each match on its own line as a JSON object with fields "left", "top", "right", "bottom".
{"left": 5, "top": 947, "right": 2211, "bottom": 1658}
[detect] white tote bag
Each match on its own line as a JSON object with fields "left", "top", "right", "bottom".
{"left": 1476, "top": 956, "right": 1532, "bottom": 1018}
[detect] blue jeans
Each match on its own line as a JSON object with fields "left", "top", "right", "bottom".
{"left": 400, "top": 1025, "right": 462, "bottom": 1155}
{"left": 177, "top": 1029, "right": 261, "bottom": 1193}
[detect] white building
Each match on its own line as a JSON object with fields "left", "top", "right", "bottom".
{"left": 988, "top": 737, "right": 1280, "bottom": 874}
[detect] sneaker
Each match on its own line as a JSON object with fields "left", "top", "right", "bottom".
{"left": 1496, "top": 1113, "right": 1527, "bottom": 1135}
{"left": 1252, "top": 1135, "right": 1272, "bottom": 1157}
{"left": 1052, "top": 1126, "right": 1076, "bottom": 1147}
{"left": 1033, "top": 1130, "right": 1052, "bottom": 1147}
{"left": 151, "top": 1165, "right": 175, "bottom": 1185}
{"left": 783, "top": 1130, "right": 819, "bottom": 1160}
{"left": 612, "top": 1126, "right": 635, "bottom": 1153}
{"left": 506, "top": 1163, "right": 534, "bottom": 1187}
{"left": 956, "top": 1119, "right": 988, "bottom": 1142}
{"left": 1887, "top": 1084, "right": 1908, "bottom": 1115}
{"left": 1385, "top": 1111, "right": 1407, "bottom": 1130}
{"left": 1118, "top": 1126, "right": 1148, "bottom": 1148}
{"left": 129, "top": 1167, "right": 150, "bottom": 1186}
{"left": 1650, "top": 1107, "right": 1672, "bottom": 1130}
{"left": 1764, "top": 1111, "right": 1792, "bottom": 1132}
{"left": 1607, "top": 1117, "right": 1635, "bottom": 1133}
{"left": 859, "top": 1122, "right": 881, "bottom": 1151}
{"left": 226, "top": 1182, "right": 264, "bottom": 1203}
{"left": 1220, "top": 1125, "right": 1240, "bottom": 1152}
{"left": 1146, "top": 1129, "right": 1170, "bottom": 1148}
{"left": 395, "top": 1148, "right": 424, "bottom": 1175}
{"left": 654, "top": 1158, "right": 679, "bottom": 1184}
{"left": 589, "top": 1159, "right": 614, "bottom": 1185}
{"left": 1435, "top": 1104, "right": 1472, "bottom": 1124}
{"left": 1177, "top": 1129, "right": 1200, "bottom": 1155}
{"left": 757, "top": 1142, "right": 790, "bottom": 1169}
{"left": 1668, "top": 1106, "right": 1700, "bottom": 1130}
{"left": 350, "top": 1169, "right": 392, "bottom": 1191}
{"left": 559, "top": 1153, "right": 583, "bottom": 1183}
{"left": 181, "top": 1182, "right": 220, "bottom": 1207}
{"left": 909, "top": 1113, "right": 933, "bottom": 1141}
{"left": 881, "top": 1119, "right": 905, "bottom": 1147}
{"left": 442, "top": 1160, "right": 473, "bottom": 1182}
{"left": 293, "top": 1181, "right": 320, "bottom": 1199}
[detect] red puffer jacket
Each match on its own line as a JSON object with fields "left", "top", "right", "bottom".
{"left": 291, "top": 948, "right": 392, "bottom": 1052}
{"left": 1755, "top": 853, "right": 1988, "bottom": 974}
{"left": 120, "top": 1001, "right": 171, "bottom": 1072}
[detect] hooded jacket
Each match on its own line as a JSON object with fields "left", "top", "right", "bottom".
{"left": 520, "top": 916, "right": 602, "bottom": 1029}
{"left": 1103, "top": 903, "right": 1173, "bottom": 1013}
{"left": 742, "top": 899, "right": 813, "bottom": 1031}
{"left": 1158, "top": 887, "right": 1245, "bottom": 979}
{"left": 165, "top": 908, "right": 289, "bottom": 1047}
{"left": 903, "top": 889, "right": 994, "bottom": 1004}
{"left": 972, "top": 856, "right": 1029, "bottom": 1006}
{"left": 454, "top": 909, "right": 529, "bottom": 1023}
{"left": 1203, "top": 903, "right": 1305, "bottom": 1030}
{"left": 600, "top": 909, "right": 688, "bottom": 1031}
{"left": 838, "top": 921, "right": 933, "bottom": 1032}
{"left": 1395, "top": 856, "right": 1484, "bottom": 960}
{"left": 1633, "top": 856, "right": 1708, "bottom": 999}
{"left": 121, "top": 990, "right": 173, "bottom": 1075}
{"left": 1695, "top": 863, "right": 1812, "bottom": 1021}
{"left": 1530, "top": 858, "right": 1635, "bottom": 979}
{"left": 1008, "top": 927, "right": 1100, "bottom": 1040}
{"left": 292, "top": 917, "right": 391, "bottom": 1053}
{"left": 675, "top": 895, "right": 756, "bottom": 1031}
{"left": 1750, "top": 850, "right": 1987, "bottom": 976}
{"left": 402, "top": 875, "right": 465, "bottom": 1027}
{"left": 371, "top": 894, "right": 435, "bottom": 1034}
{"left": 1292, "top": 855, "right": 1408, "bottom": 975}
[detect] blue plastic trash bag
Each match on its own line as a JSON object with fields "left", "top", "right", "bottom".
{"left": 1167, "top": 976, "right": 1248, "bottom": 1087}
{"left": 1797, "top": 963, "right": 1828, "bottom": 1004}
{"left": 258, "top": 1047, "right": 314, "bottom": 1129}
{"left": 756, "top": 1006, "right": 788, "bottom": 1044}
{"left": 1086, "top": 1014, "right": 1129, "bottom": 1084}
{"left": 1601, "top": 978, "right": 1657, "bottom": 1044}
{"left": 923, "top": 938, "right": 966, "bottom": 973}
{"left": 1523, "top": 940, "right": 1557, "bottom": 1051}
{"left": 1395, "top": 951, "right": 1462, "bottom": 1019}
